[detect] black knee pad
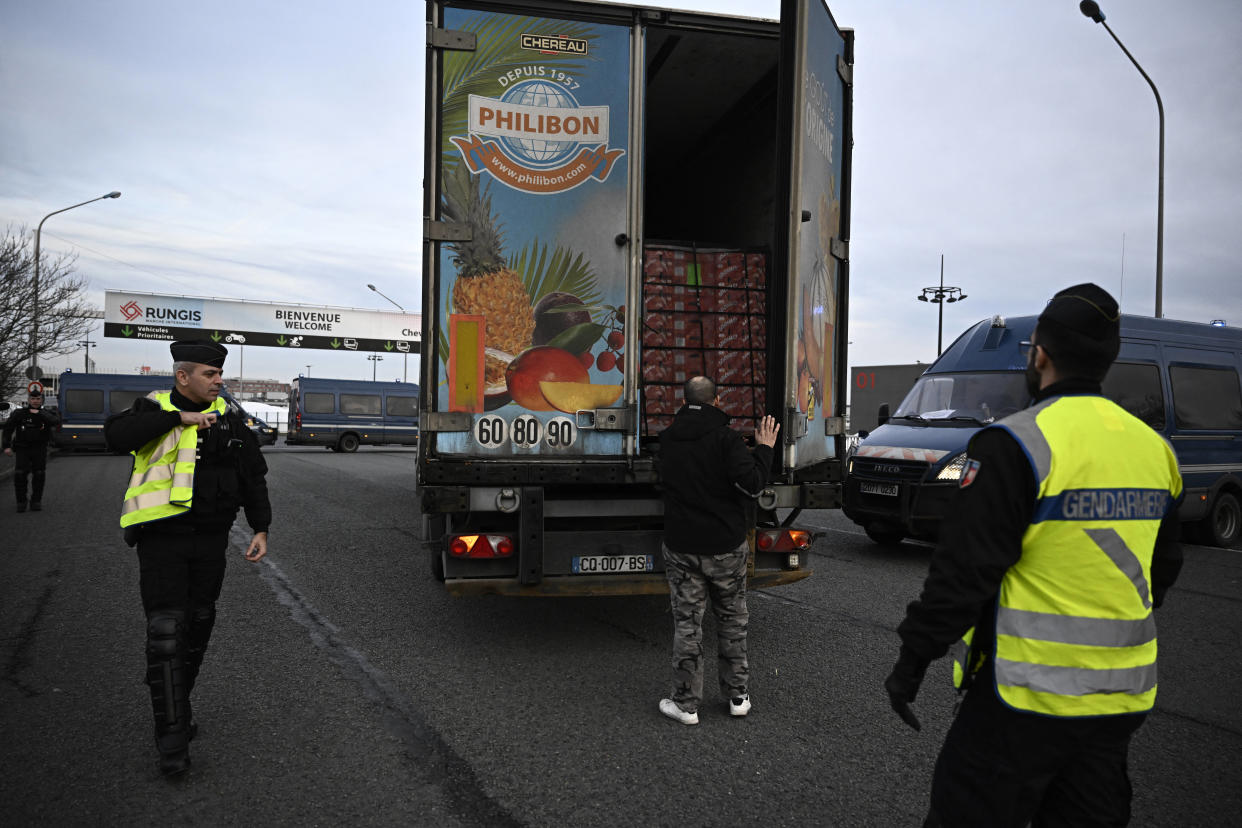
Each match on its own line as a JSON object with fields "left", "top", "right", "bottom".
{"left": 146, "top": 611, "right": 186, "bottom": 659}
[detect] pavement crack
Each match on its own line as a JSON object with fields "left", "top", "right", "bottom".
{"left": 1, "top": 569, "right": 60, "bottom": 698}
{"left": 241, "top": 534, "right": 523, "bottom": 828}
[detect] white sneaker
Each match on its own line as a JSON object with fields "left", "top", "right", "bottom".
{"left": 729, "top": 695, "right": 751, "bottom": 717}
{"left": 659, "top": 698, "right": 699, "bottom": 725}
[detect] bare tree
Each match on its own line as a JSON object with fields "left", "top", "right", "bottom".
{"left": 1, "top": 224, "right": 95, "bottom": 398}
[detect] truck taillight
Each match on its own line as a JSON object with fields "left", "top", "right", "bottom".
{"left": 448, "top": 534, "right": 515, "bottom": 559}
{"left": 755, "top": 529, "right": 813, "bottom": 552}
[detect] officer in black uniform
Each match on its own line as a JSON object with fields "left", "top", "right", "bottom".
{"left": 104, "top": 340, "right": 271, "bottom": 777}
{"left": 883, "top": 284, "right": 1184, "bottom": 826}
{"left": 2, "top": 388, "right": 60, "bottom": 512}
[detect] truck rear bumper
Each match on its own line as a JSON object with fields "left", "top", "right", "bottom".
{"left": 443, "top": 568, "right": 813, "bottom": 597}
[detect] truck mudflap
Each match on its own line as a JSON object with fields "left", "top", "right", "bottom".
{"left": 444, "top": 567, "right": 813, "bottom": 598}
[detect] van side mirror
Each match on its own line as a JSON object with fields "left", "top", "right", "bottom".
{"left": 877, "top": 403, "right": 890, "bottom": 427}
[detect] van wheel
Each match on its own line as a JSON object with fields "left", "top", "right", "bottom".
{"left": 1201, "top": 491, "right": 1241, "bottom": 548}
{"left": 338, "top": 434, "right": 360, "bottom": 453}
{"left": 865, "top": 524, "right": 905, "bottom": 547}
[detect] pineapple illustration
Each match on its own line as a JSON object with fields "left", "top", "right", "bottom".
{"left": 443, "top": 164, "right": 535, "bottom": 387}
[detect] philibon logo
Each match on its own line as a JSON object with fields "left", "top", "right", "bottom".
{"left": 451, "top": 78, "right": 624, "bottom": 194}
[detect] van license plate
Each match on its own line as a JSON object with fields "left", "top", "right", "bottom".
{"left": 572, "top": 555, "right": 655, "bottom": 575}
{"left": 861, "top": 482, "right": 899, "bottom": 497}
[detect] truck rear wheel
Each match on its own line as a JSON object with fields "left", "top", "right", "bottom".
{"left": 864, "top": 524, "right": 905, "bottom": 547}
{"left": 338, "top": 433, "right": 360, "bottom": 453}
{"left": 1200, "top": 491, "right": 1241, "bottom": 548}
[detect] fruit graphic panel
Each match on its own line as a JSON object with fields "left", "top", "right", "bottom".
{"left": 435, "top": 8, "right": 630, "bottom": 457}
{"left": 791, "top": 0, "right": 848, "bottom": 466}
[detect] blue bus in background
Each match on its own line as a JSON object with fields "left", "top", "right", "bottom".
{"left": 284, "top": 377, "right": 419, "bottom": 452}
{"left": 844, "top": 315, "right": 1242, "bottom": 549}
{"left": 55, "top": 371, "right": 277, "bottom": 450}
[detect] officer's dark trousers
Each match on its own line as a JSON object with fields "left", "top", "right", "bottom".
{"left": 925, "top": 668, "right": 1146, "bottom": 828}
{"left": 13, "top": 445, "right": 48, "bottom": 504}
{"left": 136, "top": 529, "right": 229, "bottom": 756}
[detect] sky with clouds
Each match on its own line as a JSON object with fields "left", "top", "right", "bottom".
{"left": 2, "top": 0, "right": 1239, "bottom": 396}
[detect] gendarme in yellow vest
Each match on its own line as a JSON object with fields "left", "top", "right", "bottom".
{"left": 951, "top": 394, "right": 1182, "bottom": 717}
{"left": 120, "top": 392, "right": 227, "bottom": 528}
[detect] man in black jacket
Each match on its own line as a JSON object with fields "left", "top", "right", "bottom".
{"left": 2, "top": 388, "right": 60, "bottom": 512}
{"left": 657, "top": 375, "right": 779, "bottom": 725}
{"left": 104, "top": 340, "right": 271, "bottom": 777}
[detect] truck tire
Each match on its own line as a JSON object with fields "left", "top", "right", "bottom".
{"left": 338, "top": 433, "right": 360, "bottom": 453}
{"left": 864, "top": 524, "right": 905, "bottom": 547}
{"left": 1200, "top": 491, "right": 1241, "bottom": 548}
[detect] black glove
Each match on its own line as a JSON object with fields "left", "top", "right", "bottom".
{"left": 884, "top": 646, "right": 930, "bottom": 731}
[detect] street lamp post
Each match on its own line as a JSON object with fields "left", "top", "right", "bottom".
{"left": 31, "top": 192, "right": 122, "bottom": 376}
{"left": 305, "top": 365, "right": 312, "bottom": 377}
{"left": 367, "top": 354, "right": 383, "bottom": 381}
{"left": 367, "top": 283, "right": 408, "bottom": 382}
{"left": 917, "top": 254, "right": 967, "bottom": 356}
{"left": 77, "top": 337, "right": 95, "bottom": 373}
{"left": 1080, "top": 0, "right": 1164, "bottom": 318}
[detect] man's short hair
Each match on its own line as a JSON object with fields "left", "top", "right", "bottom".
{"left": 173, "top": 361, "right": 195, "bottom": 377}
{"left": 683, "top": 376, "right": 716, "bottom": 405}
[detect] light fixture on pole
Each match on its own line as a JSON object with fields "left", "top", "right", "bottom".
{"left": 77, "top": 337, "right": 96, "bottom": 373}
{"left": 367, "top": 353, "right": 383, "bottom": 381}
{"left": 916, "top": 254, "right": 967, "bottom": 356}
{"left": 31, "top": 192, "right": 122, "bottom": 377}
{"left": 1080, "top": 1, "right": 1164, "bottom": 319}
{"left": 367, "top": 283, "right": 408, "bottom": 382}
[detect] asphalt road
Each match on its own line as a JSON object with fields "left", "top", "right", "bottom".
{"left": 2, "top": 446, "right": 1239, "bottom": 826}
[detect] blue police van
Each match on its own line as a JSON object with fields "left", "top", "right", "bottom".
{"left": 284, "top": 377, "right": 419, "bottom": 452}
{"left": 55, "top": 371, "right": 277, "bottom": 451}
{"left": 844, "top": 315, "right": 1242, "bottom": 548}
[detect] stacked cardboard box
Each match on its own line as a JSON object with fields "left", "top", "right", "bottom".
{"left": 640, "top": 244, "right": 769, "bottom": 436}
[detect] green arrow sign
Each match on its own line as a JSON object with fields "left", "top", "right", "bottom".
{"left": 122, "top": 325, "right": 133, "bottom": 337}
{"left": 384, "top": 341, "right": 394, "bottom": 351}
{"left": 277, "top": 335, "right": 287, "bottom": 346}
{"left": 330, "top": 338, "right": 341, "bottom": 349}
{"left": 211, "top": 331, "right": 222, "bottom": 342}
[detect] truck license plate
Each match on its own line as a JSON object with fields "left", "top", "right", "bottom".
{"left": 572, "top": 554, "right": 655, "bottom": 575}
{"left": 860, "top": 482, "right": 899, "bottom": 497}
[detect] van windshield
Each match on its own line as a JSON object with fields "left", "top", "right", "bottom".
{"left": 893, "top": 372, "right": 1030, "bottom": 424}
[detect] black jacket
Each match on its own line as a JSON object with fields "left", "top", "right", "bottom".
{"left": 897, "top": 378, "right": 1184, "bottom": 665}
{"left": 2, "top": 406, "right": 60, "bottom": 450}
{"left": 103, "top": 388, "right": 271, "bottom": 536}
{"left": 658, "top": 403, "right": 774, "bottom": 555}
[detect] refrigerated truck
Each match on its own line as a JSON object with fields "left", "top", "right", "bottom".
{"left": 419, "top": 0, "right": 853, "bottom": 595}
{"left": 843, "top": 314, "right": 1242, "bottom": 549}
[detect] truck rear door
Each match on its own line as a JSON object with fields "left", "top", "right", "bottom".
{"left": 776, "top": 0, "right": 853, "bottom": 471}
{"left": 425, "top": 1, "right": 635, "bottom": 461}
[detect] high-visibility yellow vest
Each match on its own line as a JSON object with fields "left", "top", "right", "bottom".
{"left": 953, "top": 394, "right": 1182, "bottom": 717}
{"left": 120, "top": 393, "right": 227, "bottom": 528}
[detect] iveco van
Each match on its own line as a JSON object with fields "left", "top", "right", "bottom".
{"left": 843, "top": 315, "right": 1242, "bottom": 548}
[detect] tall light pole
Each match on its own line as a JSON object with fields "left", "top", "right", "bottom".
{"left": 917, "top": 254, "right": 967, "bottom": 356}
{"left": 305, "top": 365, "right": 312, "bottom": 377}
{"left": 77, "top": 337, "right": 96, "bottom": 373}
{"left": 1080, "top": 1, "right": 1164, "bottom": 318}
{"left": 367, "top": 353, "right": 383, "bottom": 381}
{"left": 31, "top": 191, "right": 122, "bottom": 377}
{"left": 367, "top": 283, "right": 408, "bottom": 382}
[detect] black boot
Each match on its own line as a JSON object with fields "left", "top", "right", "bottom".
{"left": 146, "top": 610, "right": 192, "bottom": 777}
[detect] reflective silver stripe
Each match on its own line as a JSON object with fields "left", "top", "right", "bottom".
{"left": 997, "top": 399, "right": 1056, "bottom": 484}
{"left": 1085, "top": 528, "right": 1154, "bottom": 609}
{"left": 950, "top": 639, "right": 968, "bottom": 670}
{"left": 997, "top": 606, "right": 1155, "bottom": 648}
{"left": 995, "top": 657, "right": 1157, "bottom": 697}
{"left": 123, "top": 489, "right": 186, "bottom": 515}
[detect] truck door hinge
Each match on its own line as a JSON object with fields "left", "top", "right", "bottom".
{"left": 423, "top": 412, "right": 473, "bottom": 432}
{"left": 577, "top": 406, "right": 635, "bottom": 431}
{"left": 823, "top": 416, "right": 845, "bottom": 436}
{"left": 424, "top": 220, "right": 471, "bottom": 242}
{"left": 428, "top": 26, "right": 477, "bottom": 51}
{"left": 786, "top": 408, "right": 809, "bottom": 440}
{"left": 830, "top": 238, "right": 848, "bottom": 262}
{"left": 837, "top": 54, "right": 853, "bottom": 86}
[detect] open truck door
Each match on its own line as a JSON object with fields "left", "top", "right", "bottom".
{"left": 776, "top": 0, "right": 853, "bottom": 481}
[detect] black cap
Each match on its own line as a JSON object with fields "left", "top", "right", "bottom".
{"left": 170, "top": 340, "right": 228, "bottom": 368}
{"left": 1039, "top": 283, "right": 1121, "bottom": 342}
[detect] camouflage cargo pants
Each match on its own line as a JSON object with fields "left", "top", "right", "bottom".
{"left": 662, "top": 541, "right": 749, "bottom": 713}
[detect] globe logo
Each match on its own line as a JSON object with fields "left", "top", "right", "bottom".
{"left": 498, "top": 80, "right": 583, "bottom": 168}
